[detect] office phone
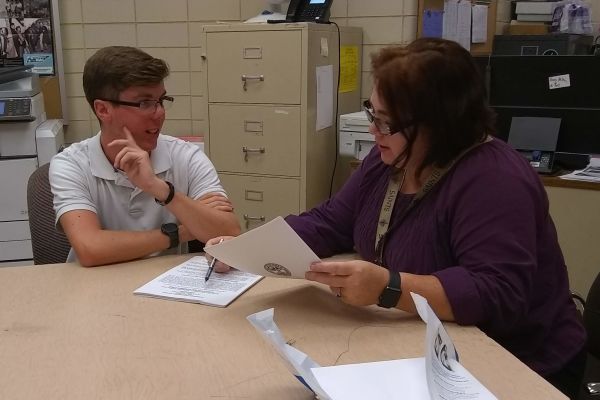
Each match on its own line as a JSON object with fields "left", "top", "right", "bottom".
{"left": 286, "top": 0, "right": 333, "bottom": 22}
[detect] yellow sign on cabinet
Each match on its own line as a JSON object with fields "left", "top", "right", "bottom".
{"left": 339, "top": 46, "right": 359, "bottom": 93}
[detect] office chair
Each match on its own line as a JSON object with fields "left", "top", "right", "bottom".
{"left": 579, "top": 272, "right": 600, "bottom": 399}
{"left": 27, "top": 163, "right": 71, "bottom": 264}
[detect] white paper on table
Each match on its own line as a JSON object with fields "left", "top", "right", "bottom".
{"left": 247, "top": 308, "right": 330, "bottom": 400}
{"left": 133, "top": 256, "right": 262, "bottom": 307}
{"left": 313, "top": 358, "right": 429, "bottom": 400}
{"left": 472, "top": 4, "right": 488, "bottom": 43}
{"left": 560, "top": 157, "right": 600, "bottom": 182}
{"left": 204, "top": 216, "right": 320, "bottom": 279}
{"left": 316, "top": 64, "right": 334, "bottom": 131}
{"left": 310, "top": 294, "right": 497, "bottom": 400}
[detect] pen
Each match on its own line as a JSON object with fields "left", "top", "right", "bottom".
{"left": 204, "top": 238, "right": 224, "bottom": 282}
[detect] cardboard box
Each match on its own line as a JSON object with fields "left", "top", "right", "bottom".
{"left": 508, "top": 20, "right": 550, "bottom": 35}
{"left": 515, "top": 1, "right": 557, "bottom": 14}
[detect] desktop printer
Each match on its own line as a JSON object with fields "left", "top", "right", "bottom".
{"left": 339, "top": 111, "right": 375, "bottom": 160}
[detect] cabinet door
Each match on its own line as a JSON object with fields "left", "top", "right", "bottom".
{"left": 0, "top": 158, "right": 38, "bottom": 222}
{"left": 220, "top": 174, "right": 300, "bottom": 231}
{"left": 0, "top": 240, "right": 32, "bottom": 261}
{"left": 206, "top": 30, "right": 302, "bottom": 104}
{"left": 209, "top": 104, "right": 301, "bottom": 176}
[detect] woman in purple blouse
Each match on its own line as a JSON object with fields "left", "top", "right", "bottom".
{"left": 213, "top": 38, "right": 586, "bottom": 398}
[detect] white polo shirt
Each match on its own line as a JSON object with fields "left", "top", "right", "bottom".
{"left": 49, "top": 132, "right": 226, "bottom": 262}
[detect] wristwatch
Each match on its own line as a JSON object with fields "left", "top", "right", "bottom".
{"left": 155, "top": 181, "right": 175, "bottom": 206}
{"left": 377, "top": 270, "right": 402, "bottom": 308}
{"left": 160, "top": 223, "right": 179, "bottom": 249}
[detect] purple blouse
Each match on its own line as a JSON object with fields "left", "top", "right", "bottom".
{"left": 286, "top": 138, "right": 586, "bottom": 376}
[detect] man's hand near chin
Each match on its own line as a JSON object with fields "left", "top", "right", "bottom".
{"left": 107, "top": 126, "right": 164, "bottom": 197}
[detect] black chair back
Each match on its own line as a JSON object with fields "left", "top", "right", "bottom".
{"left": 584, "top": 273, "right": 600, "bottom": 359}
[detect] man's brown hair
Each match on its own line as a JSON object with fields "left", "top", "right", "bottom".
{"left": 83, "top": 46, "right": 169, "bottom": 110}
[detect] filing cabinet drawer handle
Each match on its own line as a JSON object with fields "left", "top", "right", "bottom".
{"left": 241, "top": 74, "right": 264, "bottom": 91}
{"left": 244, "top": 214, "right": 266, "bottom": 229}
{"left": 242, "top": 146, "right": 266, "bottom": 162}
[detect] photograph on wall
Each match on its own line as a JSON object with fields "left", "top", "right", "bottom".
{"left": 0, "top": 0, "right": 54, "bottom": 75}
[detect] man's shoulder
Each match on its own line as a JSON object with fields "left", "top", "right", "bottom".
{"left": 158, "top": 134, "right": 198, "bottom": 151}
{"left": 52, "top": 138, "right": 93, "bottom": 162}
{"left": 50, "top": 136, "right": 96, "bottom": 175}
{"left": 55, "top": 136, "right": 95, "bottom": 160}
{"left": 158, "top": 134, "right": 208, "bottom": 161}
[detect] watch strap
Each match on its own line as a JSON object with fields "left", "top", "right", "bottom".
{"left": 155, "top": 181, "right": 175, "bottom": 206}
{"left": 377, "top": 270, "right": 402, "bottom": 308}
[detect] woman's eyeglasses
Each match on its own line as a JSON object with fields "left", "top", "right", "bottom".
{"left": 98, "top": 95, "right": 174, "bottom": 114}
{"left": 363, "top": 100, "right": 414, "bottom": 136}
{"left": 363, "top": 99, "right": 394, "bottom": 135}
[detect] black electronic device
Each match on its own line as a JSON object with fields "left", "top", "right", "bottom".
{"left": 493, "top": 34, "right": 593, "bottom": 56}
{"left": 286, "top": 0, "right": 333, "bottom": 23}
{"left": 474, "top": 55, "right": 600, "bottom": 170}
{"left": 507, "top": 117, "right": 561, "bottom": 174}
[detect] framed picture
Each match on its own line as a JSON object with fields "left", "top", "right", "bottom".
{"left": 0, "top": 0, "right": 55, "bottom": 75}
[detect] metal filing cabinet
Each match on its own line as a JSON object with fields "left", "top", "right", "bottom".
{"left": 202, "top": 23, "right": 362, "bottom": 231}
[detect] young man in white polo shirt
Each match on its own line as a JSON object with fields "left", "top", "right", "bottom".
{"left": 49, "top": 46, "right": 240, "bottom": 267}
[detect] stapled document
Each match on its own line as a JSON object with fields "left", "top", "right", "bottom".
{"left": 133, "top": 256, "right": 262, "bottom": 307}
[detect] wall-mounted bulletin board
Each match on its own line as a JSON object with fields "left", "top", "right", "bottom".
{"left": 0, "top": 0, "right": 66, "bottom": 120}
{"left": 417, "top": 0, "right": 497, "bottom": 55}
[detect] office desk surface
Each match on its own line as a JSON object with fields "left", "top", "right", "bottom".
{"left": 0, "top": 255, "right": 566, "bottom": 400}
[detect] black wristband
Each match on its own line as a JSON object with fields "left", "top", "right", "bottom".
{"left": 155, "top": 181, "right": 175, "bottom": 206}
{"left": 377, "top": 270, "right": 402, "bottom": 308}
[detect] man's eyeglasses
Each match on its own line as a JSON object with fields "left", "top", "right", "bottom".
{"left": 99, "top": 95, "right": 174, "bottom": 114}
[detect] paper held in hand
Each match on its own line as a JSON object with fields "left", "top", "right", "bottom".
{"left": 204, "top": 216, "right": 321, "bottom": 279}
{"left": 247, "top": 294, "right": 497, "bottom": 400}
{"left": 133, "top": 256, "right": 262, "bottom": 307}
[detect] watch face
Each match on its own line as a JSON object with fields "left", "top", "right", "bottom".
{"left": 162, "top": 223, "right": 178, "bottom": 234}
{"left": 378, "top": 271, "right": 402, "bottom": 308}
{"left": 161, "top": 223, "right": 179, "bottom": 249}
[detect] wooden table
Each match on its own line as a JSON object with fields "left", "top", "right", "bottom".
{"left": 0, "top": 255, "right": 566, "bottom": 399}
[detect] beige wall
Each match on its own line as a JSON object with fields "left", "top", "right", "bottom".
{"left": 58, "top": 0, "right": 600, "bottom": 143}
